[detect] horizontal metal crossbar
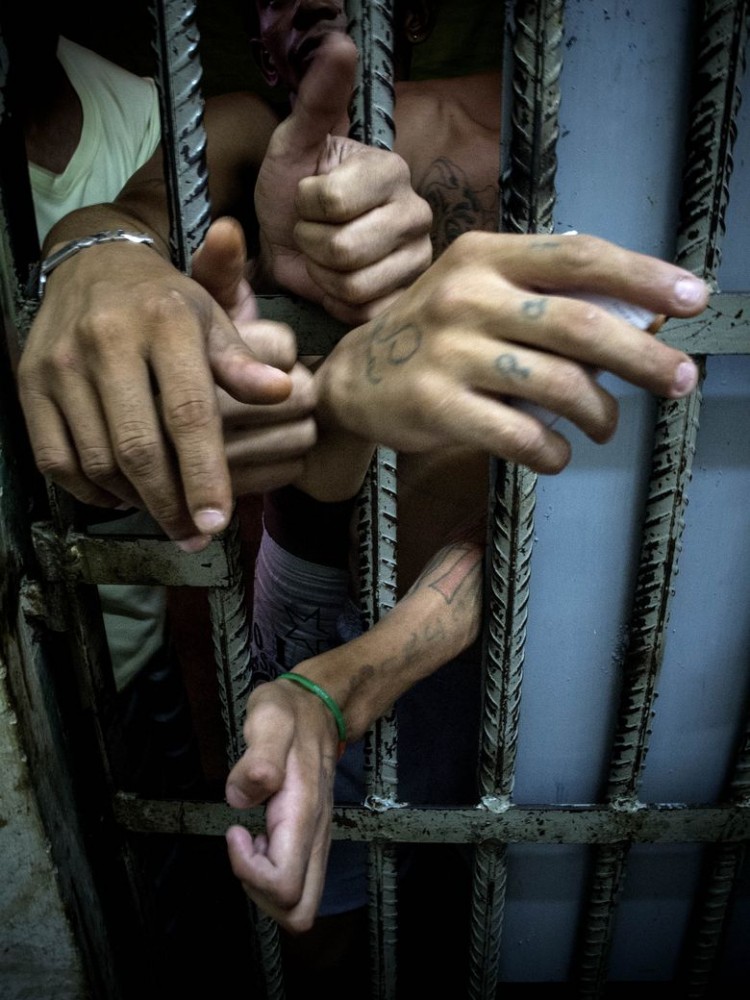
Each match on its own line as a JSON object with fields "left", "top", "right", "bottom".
{"left": 114, "top": 792, "right": 750, "bottom": 845}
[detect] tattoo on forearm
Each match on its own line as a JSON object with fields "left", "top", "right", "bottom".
{"left": 427, "top": 543, "right": 483, "bottom": 605}
{"left": 366, "top": 317, "right": 422, "bottom": 384}
{"left": 496, "top": 353, "right": 531, "bottom": 380}
{"left": 521, "top": 297, "right": 548, "bottom": 319}
{"left": 421, "top": 157, "right": 499, "bottom": 256}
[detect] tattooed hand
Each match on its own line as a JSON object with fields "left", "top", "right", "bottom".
{"left": 314, "top": 230, "right": 709, "bottom": 474}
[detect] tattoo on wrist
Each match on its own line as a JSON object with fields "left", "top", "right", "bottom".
{"left": 366, "top": 318, "right": 422, "bottom": 384}
{"left": 496, "top": 353, "right": 531, "bottom": 380}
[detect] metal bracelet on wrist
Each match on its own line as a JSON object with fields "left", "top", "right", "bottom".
{"left": 28, "top": 228, "right": 157, "bottom": 301}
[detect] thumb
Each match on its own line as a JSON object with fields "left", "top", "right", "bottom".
{"left": 191, "top": 216, "right": 254, "bottom": 316}
{"left": 283, "top": 32, "right": 357, "bottom": 151}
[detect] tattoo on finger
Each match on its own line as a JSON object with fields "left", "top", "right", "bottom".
{"left": 521, "top": 297, "right": 548, "bottom": 319}
{"left": 496, "top": 353, "right": 531, "bottom": 380}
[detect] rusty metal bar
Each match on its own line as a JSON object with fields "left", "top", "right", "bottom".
{"left": 348, "top": 5, "right": 400, "bottom": 997}
{"left": 503, "top": 0, "right": 564, "bottom": 235}
{"left": 148, "top": 0, "right": 211, "bottom": 270}
{"left": 469, "top": 3, "right": 565, "bottom": 998}
{"left": 573, "top": 3, "right": 749, "bottom": 995}
{"left": 115, "top": 794, "right": 750, "bottom": 845}
{"left": 680, "top": 707, "right": 750, "bottom": 994}
{"left": 148, "top": 3, "right": 283, "bottom": 995}
{"left": 258, "top": 291, "right": 750, "bottom": 357}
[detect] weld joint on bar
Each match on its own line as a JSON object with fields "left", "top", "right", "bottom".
{"left": 479, "top": 794, "right": 512, "bottom": 813}
{"left": 608, "top": 796, "right": 649, "bottom": 813}
{"left": 364, "top": 795, "right": 407, "bottom": 813}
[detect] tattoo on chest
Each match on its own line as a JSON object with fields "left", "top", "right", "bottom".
{"left": 421, "top": 157, "right": 499, "bottom": 256}
{"left": 366, "top": 317, "right": 422, "bottom": 384}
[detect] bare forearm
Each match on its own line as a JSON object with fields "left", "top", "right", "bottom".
{"left": 293, "top": 424, "right": 375, "bottom": 502}
{"left": 42, "top": 197, "right": 170, "bottom": 257}
{"left": 44, "top": 90, "right": 279, "bottom": 259}
{"left": 291, "top": 538, "right": 484, "bottom": 743}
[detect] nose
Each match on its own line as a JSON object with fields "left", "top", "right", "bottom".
{"left": 293, "top": 0, "right": 344, "bottom": 30}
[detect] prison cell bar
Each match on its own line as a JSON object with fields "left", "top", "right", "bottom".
{"left": 573, "top": 1, "right": 750, "bottom": 995}
{"left": 664, "top": 3, "right": 749, "bottom": 995}
{"left": 468, "top": 3, "right": 565, "bottom": 998}
{"left": 1, "top": 2, "right": 748, "bottom": 997}
{"left": 0, "top": 15, "right": 159, "bottom": 997}
{"left": 149, "top": 2, "right": 286, "bottom": 996}
{"left": 348, "top": 3, "right": 401, "bottom": 997}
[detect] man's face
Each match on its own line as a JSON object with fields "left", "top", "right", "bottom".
{"left": 254, "top": 0, "right": 348, "bottom": 94}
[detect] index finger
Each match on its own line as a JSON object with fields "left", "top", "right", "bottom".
{"left": 156, "top": 301, "right": 292, "bottom": 537}
{"left": 91, "top": 323, "right": 223, "bottom": 542}
{"left": 468, "top": 231, "right": 709, "bottom": 318}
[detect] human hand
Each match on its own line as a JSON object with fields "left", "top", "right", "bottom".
{"left": 192, "top": 218, "right": 319, "bottom": 497}
{"left": 314, "top": 230, "right": 709, "bottom": 473}
{"left": 220, "top": 363, "right": 317, "bottom": 497}
{"left": 225, "top": 676, "right": 340, "bottom": 933}
{"left": 255, "top": 32, "right": 433, "bottom": 324}
{"left": 17, "top": 218, "right": 294, "bottom": 548}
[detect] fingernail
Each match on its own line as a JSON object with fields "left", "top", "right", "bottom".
{"left": 194, "top": 508, "right": 227, "bottom": 533}
{"left": 176, "top": 534, "right": 211, "bottom": 554}
{"left": 672, "top": 360, "right": 698, "bottom": 395}
{"left": 674, "top": 276, "right": 705, "bottom": 307}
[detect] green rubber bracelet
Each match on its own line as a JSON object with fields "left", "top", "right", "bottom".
{"left": 278, "top": 672, "right": 347, "bottom": 756}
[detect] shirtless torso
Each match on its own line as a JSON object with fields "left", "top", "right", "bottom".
{"left": 391, "top": 71, "right": 501, "bottom": 590}
{"left": 394, "top": 71, "right": 501, "bottom": 256}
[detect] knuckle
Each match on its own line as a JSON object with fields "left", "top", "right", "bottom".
{"left": 428, "top": 334, "right": 459, "bottom": 370}
{"left": 325, "top": 270, "right": 369, "bottom": 306}
{"left": 556, "top": 297, "right": 610, "bottom": 352}
{"left": 125, "top": 283, "right": 191, "bottom": 323}
{"left": 322, "top": 229, "right": 358, "bottom": 271}
{"left": 113, "top": 423, "right": 161, "bottom": 475}
{"left": 78, "top": 446, "right": 118, "bottom": 484}
{"left": 386, "top": 150, "right": 411, "bottom": 185}
{"left": 423, "top": 276, "right": 474, "bottom": 324}
{"left": 284, "top": 910, "right": 315, "bottom": 935}
{"left": 508, "top": 420, "right": 553, "bottom": 469}
{"left": 164, "top": 393, "right": 218, "bottom": 433}
{"left": 93, "top": 285, "right": 196, "bottom": 345}
{"left": 549, "top": 358, "right": 597, "bottom": 401}
{"left": 407, "top": 376, "right": 439, "bottom": 425}
{"left": 34, "top": 445, "right": 76, "bottom": 482}
{"left": 271, "top": 875, "right": 305, "bottom": 911}
{"left": 19, "top": 343, "right": 81, "bottom": 385}
{"left": 447, "top": 230, "right": 490, "bottom": 264}
{"left": 308, "top": 178, "right": 349, "bottom": 222}
{"left": 555, "top": 233, "right": 606, "bottom": 276}
{"left": 594, "top": 398, "right": 620, "bottom": 441}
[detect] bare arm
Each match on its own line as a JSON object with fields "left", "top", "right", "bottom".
{"left": 225, "top": 530, "right": 484, "bottom": 931}
{"left": 17, "top": 90, "right": 290, "bottom": 546}
{"left": 16, "top": 42, "right": 432, "bottom": 542}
